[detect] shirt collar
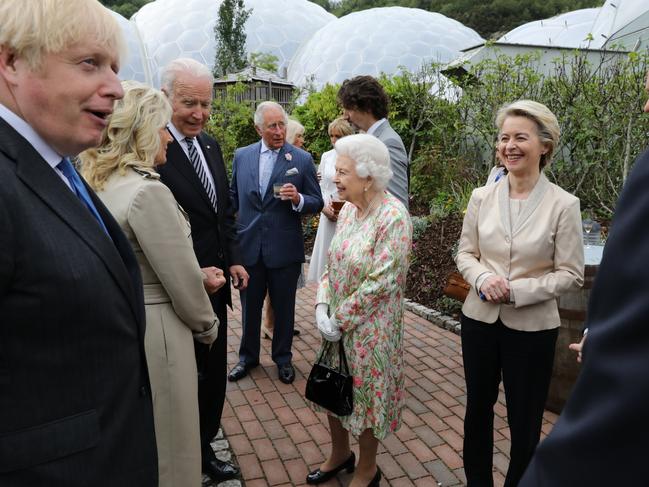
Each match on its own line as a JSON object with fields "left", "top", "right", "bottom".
{"left": 0, "top": 102, "right": 65, "bottom": 170}
{"left": 260, "top": 139, "right": 280, "bottom": 154}
{"left": 168, "top": 122, "right": 189, "bottom": 144}
{"left": 367, "top": 118, "right": 386, "bottom": 135}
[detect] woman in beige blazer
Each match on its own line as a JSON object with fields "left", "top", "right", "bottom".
{"left": 456, "top": 100, "right": 584, "bottom": 487}
{"left": 80, "top": 82, "right": 225, "bottom": 487}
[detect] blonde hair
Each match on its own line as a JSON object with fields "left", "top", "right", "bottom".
{"left": 0, "top": 0, "right": 125, "bottom": 71}
{"left": 495, "top": 100, "right": 560, "bottom": 169}
{"left": 286, "top": 119, "right": 305, "bottom": 145}
{"left": 328, "top": 117, "right": 354, "bottom": 137}
{"left": 80, "top": 81, "right": 172, "bottom": 191}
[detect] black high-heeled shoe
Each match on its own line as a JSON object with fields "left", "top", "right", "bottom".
{"left": 367, "top": 467, "right": 382, "bottom": 486}
{"left": 306, "top": 451, "right": 356, "bottom": 485}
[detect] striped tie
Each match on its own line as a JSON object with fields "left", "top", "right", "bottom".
{"left": 185, "top": 137, "right": 218, "bottom": 212}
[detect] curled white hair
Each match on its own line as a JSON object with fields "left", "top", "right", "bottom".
{"left": 335, "top": 134, "right": 392, "bottom": 190}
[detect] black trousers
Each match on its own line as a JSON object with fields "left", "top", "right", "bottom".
{"left": 196, "top": 306, "right": 228, "bottom": 464}
{"left": 461, "top": 314, "right": 558, "bottom": 487}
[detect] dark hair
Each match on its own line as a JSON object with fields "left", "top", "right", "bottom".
{"left": 337, "top": 75, "right": 389, "bottom": 119}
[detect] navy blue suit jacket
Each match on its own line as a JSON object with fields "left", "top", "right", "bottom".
{"left": 520, "top": 146, "right": 649, "bottom": 486}
{"left": 0, "top": 118, "right": 156, "bottom": 486}
{"left": 230, "top": 141, "right": 323, "bottom": 268}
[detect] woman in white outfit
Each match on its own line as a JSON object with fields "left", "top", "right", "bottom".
{"left": 307, "top": 117, "right": 354, "bottom": 283}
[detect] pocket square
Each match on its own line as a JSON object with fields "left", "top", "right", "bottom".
{"left": 285, "top": 167, "right": 299, "bottom": 176}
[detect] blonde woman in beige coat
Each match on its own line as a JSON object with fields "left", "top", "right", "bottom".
{"left": 80, "top": 82, "right": 225, "bottom": 487}
{"left": 456, "top": 100, "right": 584, "bottom": 487}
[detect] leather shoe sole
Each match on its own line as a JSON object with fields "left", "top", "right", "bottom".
{"left": 306, "top": 452, "right": 355, "bottom": 484}
{"left": 278, "top": 363, "right": 295, "bottom": 384}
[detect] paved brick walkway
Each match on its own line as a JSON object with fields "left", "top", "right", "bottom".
{"left": 222, "top": 279, "right": 558, "bottom": 486}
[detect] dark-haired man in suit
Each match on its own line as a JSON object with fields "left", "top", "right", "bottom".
{"left": 158, "top": 57, "right": 247, "bottom": 483}
{"left": 519, "top": 71, "right": 649, "bottom": 486}
{"left": 0, "top": 1, "right": 157, "bottom": 485}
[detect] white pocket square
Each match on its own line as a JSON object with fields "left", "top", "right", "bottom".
{"left": 285, "top": 167, "right": 299, "bottom": 176}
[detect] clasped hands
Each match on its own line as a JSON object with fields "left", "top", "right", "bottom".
{"left": 315, "top": 303, "right": 341, "bottom": 342}
{"left": 479, "top": 275, "right": 511, "bottom": 303}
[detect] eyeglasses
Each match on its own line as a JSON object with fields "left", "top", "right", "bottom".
{"left": 265, "top": 121, "right": 286, "bottom": 131}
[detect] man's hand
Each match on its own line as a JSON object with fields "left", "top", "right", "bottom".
{"left": 201, "top": 266, "right": 226, "bottom": 294}
{"left": 569, "top": 334, "right": 587, "bottom": 363}
{"left": 479, "top": 275, "right": 511, "bottom": 303}
{"left": 229, "top": 264, "right": 249, "bottom": 291}
{"left": 322, "top": 203, "right": 337, "bottom": 222}
{"left": 279, "top": 183, "right": 300, "bottom": 205}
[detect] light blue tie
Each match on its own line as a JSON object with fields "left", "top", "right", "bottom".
{"left": 259, "top": 149, "right": 277, "bottom": 195}
{"left": 57, "top": 157, "right": 109, "bottom": 235}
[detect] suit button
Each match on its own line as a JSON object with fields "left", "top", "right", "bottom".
{"left": 505, "top": 236, "right": 510, "bottom": 243}
{"left": 140, "top": 386, "right": 147, "bottom": 397}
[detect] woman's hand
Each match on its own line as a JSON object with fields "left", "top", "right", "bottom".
{"left": 322, "top": 203, "right": 338, "bottom": 222}
{"left": 479, "top": 275, "right": 511, "bottom": 303}
{"left": 316, "top": 303, "right": 341, "bottom": 341}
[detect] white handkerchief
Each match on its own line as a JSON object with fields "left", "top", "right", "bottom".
{"left": 285, "top": 167, "right": 299, "bottom": 176}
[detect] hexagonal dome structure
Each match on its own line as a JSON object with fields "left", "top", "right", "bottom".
{"left": 590, "top": 0, "right": 649, "bottom": 50}
{"left": 133, "top": 0, "right": 335, "bottom": 87}
{"left": 498, "top": 8, "right": 601, "bottom": 48}
{"left": 110, "top": 10, "right": 154, "bottom": 84}
{"left": 287, "top": 7, "right": 483, "bottom": 90}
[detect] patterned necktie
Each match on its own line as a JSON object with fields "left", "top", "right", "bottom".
{"left": 259, "top": 149, "right": 276, "bottom": 195}
{"left": 57, "top": 157, "right": 109, "bottom": 235}
{"left": 185, "top": 137, "right": 218, "bottom": 212}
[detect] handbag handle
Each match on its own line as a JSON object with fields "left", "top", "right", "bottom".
{"left": 315, "top": 339, "right": 350, "bottom": 375}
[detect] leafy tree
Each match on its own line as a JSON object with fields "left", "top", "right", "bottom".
{"left": 98, "top": 0, "right": 152, "bottom": 19}
{"left": 213, "top": 0, "right": 252, "bottom": 78}
{"left": 248, "top": 52, "right": 279, "bottom": 73}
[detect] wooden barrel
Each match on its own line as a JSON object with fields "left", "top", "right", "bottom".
{"left": 545, "top": 264, "right": 597, "bottom": 413}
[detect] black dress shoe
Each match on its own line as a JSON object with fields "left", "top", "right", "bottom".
{"left": 367, "top": 467, "right": 382, "bottom": 487}
{"left": 228, "top": 362, "right": 249, "bottom": 382}
{"left": 278, "top": 362, "right": 295, "bottom": 384}
{"left": 306, "top": 452, "right": 355, "bottom": 484}
{"left": 203, "top": 458, "right": 240, "bottom": 482}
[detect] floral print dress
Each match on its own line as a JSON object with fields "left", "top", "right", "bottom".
{"left": 314, "top": 191, "right": 412, "bottom": 439}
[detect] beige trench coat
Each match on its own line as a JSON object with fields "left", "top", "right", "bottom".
{"left": 98, "top": 167, "right": 217, "bottom": 487}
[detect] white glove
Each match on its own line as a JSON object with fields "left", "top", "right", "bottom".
{"left": 315, "top": 303, "right": 341, "bottom": 342}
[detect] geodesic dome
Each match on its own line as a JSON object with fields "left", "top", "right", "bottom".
{"left": 133, "top": 0, "right": 335, "bottom": 87}
{"left": 109, "top": 10, "right": 154, "bottom": 84}
{"left": 590, "top": 0, "right": 649, "bottom": 50}
{"left": 498, "top": 8, "right": 601, "bottom": 48}
{"left": 287, "top": 7, "right": 483, "bottom": 90}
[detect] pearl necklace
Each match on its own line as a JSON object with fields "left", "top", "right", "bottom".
{"left": 355, "top": 191, "right": 383, "bottom": 221}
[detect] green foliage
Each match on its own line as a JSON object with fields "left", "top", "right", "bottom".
{"left": 291, "top": 84, "right": 342, "bottom": 163}
{"left": 434, "top": 295, "right": 463, "bottom": 315}
{"left": 411, "top": 216, "right": 431, "bottom": 240}
{"left": 248, "top": 52, "right": 279, "bottom": 73}
{"left": 99, "top": 0, "right": 151, "bottom": 18}
{"left": 213, "top": 0, "right": 251, "bottom": 77}
{"left": 205, "top": 82, "right": 258, "bottom": 172}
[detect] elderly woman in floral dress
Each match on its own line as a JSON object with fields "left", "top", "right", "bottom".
{"left": 307, "top": 134, "right": 412, "bottom": 487}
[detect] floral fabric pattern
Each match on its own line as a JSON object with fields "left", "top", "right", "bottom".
{"left": 313, "top": 192, "right": 412, "bottom": 439}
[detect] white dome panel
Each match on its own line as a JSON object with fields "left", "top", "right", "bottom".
{"left": 111, "top": 10, "right": 154, "bottom": 84}
{"left": 288, "top": 7, "right": 483, "bottom": 90}
{"left": 133, "top": 0, "right": 335, "bottom": 86}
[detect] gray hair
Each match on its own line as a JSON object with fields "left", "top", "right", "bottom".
{"left": 160, "top": 58, "right": 214, "bottom": 99}
{"left": 254, "top": 101, "right": 288, "bottom": 128}
{"left": 286, "top": 118, "right": 305, "bottom": 144}
{"left": 335, "top": 134, "right": 392, "bottom": 190}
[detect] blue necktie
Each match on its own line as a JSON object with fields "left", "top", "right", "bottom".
{"left": 259, "top": 149, "right": 276, "bottom": 195}
{"left": 185, "top": 137, "right": 217, "bottom": 212}
{"left": 57, "top": 157, "right": 109, "bottom": 235}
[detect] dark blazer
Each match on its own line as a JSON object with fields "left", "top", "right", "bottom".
{"left": 520, "top": 146, "right": 649, "bottom": 486}
{"left": 230, "top": 141, "right": 323, "bottom": 268}
{"left": 157, "top": 131, "right": 242, "bottom": 312}
{"left": 0, "top": 118, "right": 157, "bottom": 486}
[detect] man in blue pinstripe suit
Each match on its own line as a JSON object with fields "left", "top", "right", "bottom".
{"left": 228, "top": 101, "right": 323, "bottom": 384}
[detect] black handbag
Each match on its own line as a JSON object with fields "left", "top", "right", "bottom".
{"left": 305, "top": 340, "right": 354, "bottom": 416}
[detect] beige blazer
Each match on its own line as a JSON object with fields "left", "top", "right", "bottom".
{"left": 98, "top": 167, "right": 217, "bottom": 487}
{"left": 456, "top": 172, "right": 584, "bottom": 331}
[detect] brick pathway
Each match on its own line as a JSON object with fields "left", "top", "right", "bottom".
{"left": 222, "top": 279, "right": 558, "bottom": 486}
